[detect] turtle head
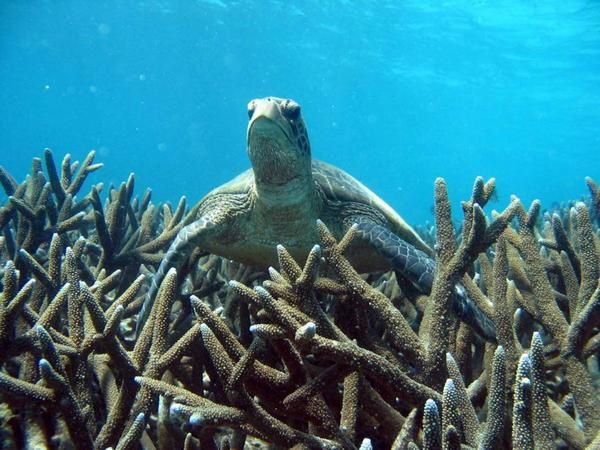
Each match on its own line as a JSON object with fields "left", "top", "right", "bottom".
{"left": 247, "top": 97, "right": 311, "bottom": 187}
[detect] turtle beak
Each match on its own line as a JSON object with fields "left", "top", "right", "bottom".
{"left": 247, "top": 98, "right": 291, "bottom": 142}
{"left": 248, "top": 98, "right": 280, "bottom": 124}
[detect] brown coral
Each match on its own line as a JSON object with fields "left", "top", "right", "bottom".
{"left": 0, "top": 151, "right": 598, "bottom": 449}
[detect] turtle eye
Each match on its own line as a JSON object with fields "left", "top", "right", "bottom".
{"left": 282, "top": 100, "right": 301, "bottom": 120}
{"left": 247, "top": 101, "right": 256, "bottom": 119}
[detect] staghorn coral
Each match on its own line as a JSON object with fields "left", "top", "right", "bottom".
{"left": 0, "top": 151, "right": 598, "bottom": 449}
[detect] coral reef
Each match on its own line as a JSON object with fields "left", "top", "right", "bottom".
{"left": 0, "top": 150, "right": 598, "bottom": 449}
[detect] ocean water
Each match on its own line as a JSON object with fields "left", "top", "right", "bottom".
{"left": 1, "top": 0, "right": 599, "bottom": 225}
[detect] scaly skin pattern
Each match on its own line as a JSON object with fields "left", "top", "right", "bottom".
{"left": 353, "top": 218, "right": 496, "bottom": 340}
{"left": 137, "top": 97, "right": 495, "bottom": 341}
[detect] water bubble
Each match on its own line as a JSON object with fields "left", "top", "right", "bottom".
{"left": 139, "top": 74, "right": 146, "bottom": 81}
{"left": 89, "top": 85, "right": 98, "bottom": 94}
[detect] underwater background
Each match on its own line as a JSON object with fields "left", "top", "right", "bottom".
{"left": 1, "top": 0, "right": 599, "bottom": 225}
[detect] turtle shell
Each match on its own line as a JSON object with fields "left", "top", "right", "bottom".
{"left": 207, "top": 160, "right": 433, "bottom": 258}
{"left": 311, "top": 160, "right": 433, "bottom": 256}
{"left": 208, "top": 169, "right": 254, "bottom": 196}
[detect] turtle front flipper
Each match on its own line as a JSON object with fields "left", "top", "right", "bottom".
{"left": 135, "top": 216, "right": 218, "bottom": 336}
{"left": 353, "top": 220, "right": 497, "bottom": 342}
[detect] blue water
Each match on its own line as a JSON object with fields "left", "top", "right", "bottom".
{"left": 1, "top": 1, "right": 599, "bottom": 225}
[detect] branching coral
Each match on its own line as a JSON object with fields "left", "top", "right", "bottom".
{"left": 0, "top": 151, "right": 598, "bottom": 449}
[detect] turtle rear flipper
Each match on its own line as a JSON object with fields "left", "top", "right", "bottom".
{"left": 354, "top": 220, "right": 496, "bottom": 342}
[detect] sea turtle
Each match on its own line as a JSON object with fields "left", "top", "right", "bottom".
{"left": 137, "top": 97, "right": 495, "bottom": 340}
